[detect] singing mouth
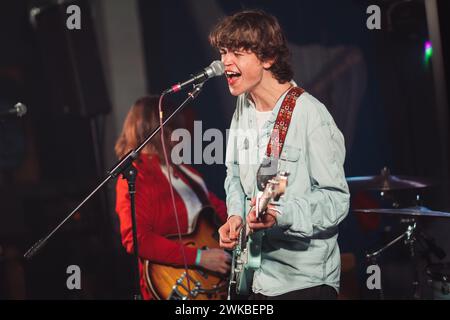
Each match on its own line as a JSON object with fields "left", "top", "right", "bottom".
{"left": 225, "top": 70, "right": 242, "bottom": 79}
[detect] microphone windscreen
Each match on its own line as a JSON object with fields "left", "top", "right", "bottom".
{"left": 209, "top": 60, "right": 225, "bottom": 77}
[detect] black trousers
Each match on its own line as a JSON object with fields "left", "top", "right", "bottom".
{"left": 249, "top": 285, "right": 337, "bottom": 300}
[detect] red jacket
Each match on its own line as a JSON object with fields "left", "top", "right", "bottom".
{"left": 115, "top": 153, "right": 227, "bottom": 299}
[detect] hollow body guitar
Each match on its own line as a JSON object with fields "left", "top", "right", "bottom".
{"left": 143, "top": 209, "right": 228, "bottom": 300}
{"left": 228, "top": 172, "right": 288, "bottom": 298}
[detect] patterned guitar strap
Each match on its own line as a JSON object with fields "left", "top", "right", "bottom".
{"left": 256, "top": 86, "right": 305, "bottom": 191}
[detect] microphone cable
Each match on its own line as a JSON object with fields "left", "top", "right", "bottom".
{"left": 158, "top": 93, "right": 192, "bottom": 295}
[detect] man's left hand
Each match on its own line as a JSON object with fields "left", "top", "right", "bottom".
{"left": 246, "top": 197, "right": 278, "bottom": 231}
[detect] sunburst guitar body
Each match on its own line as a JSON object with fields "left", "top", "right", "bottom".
{"left": 143, "top": 209, "right": 228, "bottom": 300}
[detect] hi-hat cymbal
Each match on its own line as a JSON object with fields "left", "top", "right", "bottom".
{"left": 346, "top": 167, "right": 433, "bottom": 191}
{"left": 353, "top": 206, "right": 450, "bottom": 218}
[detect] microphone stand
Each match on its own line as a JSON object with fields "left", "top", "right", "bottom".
{"left": 24, "top": 83, "right": 205, "bottom": 299}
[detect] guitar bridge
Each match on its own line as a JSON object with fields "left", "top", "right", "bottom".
{"left": 168, "top": 272, "right": 201, "bottom": 300}
{"left": 168, "top": 271, "right": 226, "bottom": 300}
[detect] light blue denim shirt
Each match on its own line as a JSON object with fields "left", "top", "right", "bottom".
{"left": 225, "top": 86, "right": 350, "bottom": 296}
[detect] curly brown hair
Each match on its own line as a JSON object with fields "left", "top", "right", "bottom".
{"left": 209, "top": 9, "right": 293, "bottom": 83}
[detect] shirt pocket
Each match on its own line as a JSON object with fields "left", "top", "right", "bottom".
{"left": 278, "top": 145, "right": 302, "bottom": 181}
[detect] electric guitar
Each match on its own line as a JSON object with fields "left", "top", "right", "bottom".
{"left": 228, "top": 172, "right": 288, "bottom": 298}
{"left": 143, "top": 210, "right": 228, "bottom": 300}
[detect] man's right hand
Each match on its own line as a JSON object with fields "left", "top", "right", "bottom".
{"left": 218, "top": 215, "right": 243, "bottom": 249}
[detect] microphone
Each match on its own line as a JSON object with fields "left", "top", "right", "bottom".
{"left": 0, "top": 103, "right": 27, "bottom": 118}
{"left": 162, "top": 60, "right": 224, "bottom": 95}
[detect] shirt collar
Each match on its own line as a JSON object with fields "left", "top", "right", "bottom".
{"left": 245, "top": 80, "right": 298, "bottom": 123}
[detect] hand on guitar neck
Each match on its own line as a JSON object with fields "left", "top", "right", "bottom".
{"left": 222, "top": 172, "right": 288, "bottom": 297}
{"left": 246, "top": 197, "right": 278, "bottom": 231}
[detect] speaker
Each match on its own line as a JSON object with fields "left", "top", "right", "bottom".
{"left": 30, "top": 0, "right": 111, "bottom": 117}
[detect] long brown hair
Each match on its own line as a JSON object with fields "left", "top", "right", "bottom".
{"left": 114, "top": 95, "right": 173, "bottom": 160}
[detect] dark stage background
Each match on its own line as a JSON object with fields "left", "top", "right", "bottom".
{"left": 0, "top": 0, "right": 449, "bottom": 299}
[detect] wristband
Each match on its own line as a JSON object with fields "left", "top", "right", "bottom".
{"left": 195, "top": 249, "right": 202, "bottom": 266}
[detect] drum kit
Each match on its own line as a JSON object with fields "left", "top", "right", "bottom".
{"left": 346, "top": 167, "right": 450, "bottom": 300}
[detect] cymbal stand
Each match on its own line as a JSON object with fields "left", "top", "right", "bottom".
{"left": 366, "top": 220, "right": 419, "bottom": 299}
{"left": 404, "top": 221, "right": 421, "bottom": 299}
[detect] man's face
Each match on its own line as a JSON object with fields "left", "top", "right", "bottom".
{"left": 220, "top": 48, "right": 271, "bottom": 96}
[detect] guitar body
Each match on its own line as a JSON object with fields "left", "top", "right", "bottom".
{"left": 229, "top": 172, "right": 288, "bottom": 298}
{"left": 234, "top": 230, "right": 263, "bottom": 296}
{"left": 143, "top": 211, "right": 228, "bottom": 300}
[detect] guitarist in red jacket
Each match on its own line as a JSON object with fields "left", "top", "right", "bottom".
{"left": 114, "top": 95, "right": 230, "bottom": 299}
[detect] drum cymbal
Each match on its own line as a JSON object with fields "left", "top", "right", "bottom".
{"left": 346, "top": 167, "right": 433, "bottom": 191}
{"left": 353, "top": 206, "right": 450, "bottom": 218}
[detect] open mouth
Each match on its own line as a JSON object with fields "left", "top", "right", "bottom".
{"left": 225, "top": 71, "right": 242, "bottom": 79}
{"left": 225, "top": 70, "right": 241, "bottom": 85}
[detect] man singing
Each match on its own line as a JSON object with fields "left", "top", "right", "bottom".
{"left": 211, "top": 10, "right": 350, "bottom": 300}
